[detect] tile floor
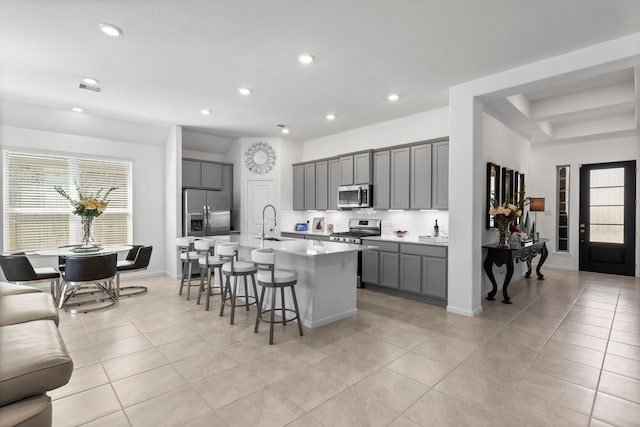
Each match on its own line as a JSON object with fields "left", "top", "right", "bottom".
{"left": 52, "top": 269, "right": 640, "bottom": 426}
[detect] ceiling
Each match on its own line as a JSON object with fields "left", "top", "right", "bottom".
{"left": 1, "top": 0, "right": 640, "bottom": 144}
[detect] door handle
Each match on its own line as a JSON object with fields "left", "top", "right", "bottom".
{"left": 358, "top": 189, "right": 362, "bottom": 204}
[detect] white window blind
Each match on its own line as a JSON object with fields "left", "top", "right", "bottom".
{"left": 3, "top": 150, "right": 132, "bottom": 252}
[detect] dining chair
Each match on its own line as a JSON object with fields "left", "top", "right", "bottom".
{"left": 0, "top": 254, "right": 61, "bottom": 302}
{"left": 58, "top": 253, "right": 118, "bottom": 314}
{"left": 116, "top": 245, "right": 153, "bottom": 297}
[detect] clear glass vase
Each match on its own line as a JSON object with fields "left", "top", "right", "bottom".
{"left": 497, "top": 223, "right": 510, "bottom": 248}
{"left": 81, "top": 216, "right": 95, "bottom": 247}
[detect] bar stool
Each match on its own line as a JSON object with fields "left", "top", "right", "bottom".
{"left": 218, "top": 243, "right": 258, "bottom": 325}
{"left": 195, "top": 240, "right": 225, "bottom": 311}
{"left": 176, "top": 237, "right": 199, "bottom": 299}
{"left": 252, "top": 248, "right": 303, "bottom": 344}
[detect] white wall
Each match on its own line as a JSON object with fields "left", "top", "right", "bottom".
{"left": 529, "top": 135, "right": 640, "bottom": 274}
{"left": 164, "top": 125, "right": 181, "bottom": 277}
{"left": 303, "top": 107, "right": 449, "bottom": 161}
{"left": 0, "top": 125, "right": 166, "bottom": 275}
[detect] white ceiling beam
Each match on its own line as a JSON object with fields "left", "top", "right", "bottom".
{"left": 552, "top": 111, "right": 635, "bottom": 141}
{"left": 483, "top": 98, "right": 551, "bottom": 143}
{"left": 530, "top": 82, "right": 635, "bottom": 121}
{"left": 506, "top": 94, "right": 531, "bottom": 117}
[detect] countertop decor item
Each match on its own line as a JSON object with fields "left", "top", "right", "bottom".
{"left": 54, "top": 181, "right": 117, "bottom": 247}
{"left": 312, "top": 217, "right": 325, "bottom": 232}
{"left": 489, "top": 189, "right": 526, "bottom": 248}
{"left": 244, "top": 141, "right": 276, "bottom": 175}
{"left": 394, "top": 230, "right": 408, "bottom": 237}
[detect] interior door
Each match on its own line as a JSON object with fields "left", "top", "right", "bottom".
{"left": 246, "top": 180, "right": 276, "bottom": 235}
{"left": 579, "top": 161, "right": 636, "bottom": 275}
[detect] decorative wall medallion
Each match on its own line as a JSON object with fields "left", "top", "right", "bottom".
{"left": 244, "top": 141, "right": 276, "bottom": 174}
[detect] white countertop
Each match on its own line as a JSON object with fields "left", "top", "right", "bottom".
{"left": 361, "top": 234, "right": 449, "bottom": 246}
{"left": 202, "top": 234, "right": 376, "bottom": 257}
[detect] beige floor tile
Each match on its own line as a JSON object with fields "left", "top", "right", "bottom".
{"left": 386, "top": 351, "right": 452, "bottom": 387}
{"left": 68, "top": 347, "right": 100, "bottom": 369}
{"left": 404, "top": 389, "right": 494, "bottom": 427}
{"left": 603, "top": 353, "right": 640, "bottom": 380}
{"left": 125, "top": 386, "right": 212, "bottom": 427}
{"left": 102, "top": 347, "right": 168, "bottom": 381}
{"left": 272, "top": 366, "right": 348, "bottom": 411}
{"left": 607, "top": 340, "right": 640, "bottom": 362}
{"left": 387, "top": 415, "right": 422, "bottom": 427}
{"left": 565, "top": 312, "right": 613, "bottom": 328}
{"left": 411, "top": 335, "right": 476, "bottom": 367}
{"left": 613, "top": 319, "right": 640, "bottom": 335}
{"left": 80, "top": 410, "right": 130, "bottom": 427}
{"left": 598, "top": 370, "right": 640, "bottom": 404}
{"left": 574, "top": 299, "right": 616, "bottom": 312}
{"left": 490, "top": 328, "right": 548, "bottom": 351}
{"left": 592, "top": 392, "right": 640, "bottom": 427}
{"left": 243, "top": 350, "right": 309, "bottom": 384}
{"left": 515, "top": 371, "right": 595, "bottom": 415}
{"left": 286, "top": 414, "right": 327, "bottom": 427}
{"left": 96, "top": 335, "right": 154, "bottom": 361}
{"left": 52, "top": 384, "right": 122, "bottom": 427}
{"left": 179, "top": 410, "right": 226, "bottom": 427}
{"left": 60, "top": 330, "right": 95, "bottom": 352}
{"left": 569, "top": 305, "right": 615, "bottom": 320}
{"left": 310, "top": 386, "right": 399, "bottom": 427}
{"left": 589, "top": 419, "right": 617, "bottom": 427}
{"left": 541, "top": 339, "right": 605, "bottom": 368}
{"left": 173, "top": 348, "right": 238, "bottom": 383}
{"left": 434, "top": 369, "right": 513, "bottom": 414}
{"left": 312, "top": 348, "right": 381, "bottom": 385}
{"left": 112, "top": 364, "right": 187, "bottom": 407}
{"left": 375, "top": 326, "right": 432, "bottom": 350}
{"left": 87, "top": 324, "right": 141, "bottom": 345}
{"left": 353, "top": 368, "right": 429, "bottom": 413}
{"left": 49, "top": 363, "right": 109, "bottom": 400}
{"left": 531, "top": 353, "right": 601, "bottom": 389}
{"left": 493, "top": 388, "right": 589, "bottom": 427}
{"left": 457, "top": 350, "right": 530, "bottom": 387}
{"left": 506, "top": 319, "right": 558, "bottom": 339}
{"left": 614, "top": 312, "right": 640, "bottom": 324}
{"left": 274, "top": 336, "right": 343, "bottom": 365}
{"left": 216, "top": 386, "right": 304, "bottom": 427}
{"left": 610, "top": 329, "right": 640, "bottom": 347}
{"left": 551, "top": 330, "right": 608, "bottom": 352}
{"left": 143, "top": 324, "right": 199, "bottom": 346}
{"left": 82, "top": 316, "right": 132, "bottom": 333}
{"left": 157, "top": 335, "right": 215, "bottom": 362}
{"left": 191, "top": 366, "right": 266, "bottom": 409}
{"left": 218, "top": 338, "right": 280, "bottom": 364}
{"left": 558, "top": 320, "right": 611, "bottom": 339}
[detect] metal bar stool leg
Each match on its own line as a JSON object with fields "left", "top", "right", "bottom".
{"left": 205, "top": 268, "right": 212, "bottom": 311}
{"left": 220, "top": 275, "right": 230, "bottom": 317}
{"left": 254, "top": 286, "right": 266, "bottom": 333}
{"left": 230, "top": 276, "right": 238, "bottom": 325}
{"left": 186, "top": 261, "right": 193, "bottom": 300}
{"left": 179, "top": 261, "right": 187, "bottom": 295}
{"left": 196, "top": 266, "right": 205, "bottom": 305}
{"left": 269, "top": 286, "right": 277, "bottom": 345}
{"left": 291, "top": 285, "right": 304, "bottom": 337}
{"left": 281, "top": 287, "right": 286, "bottom": 325}
{"left": 243, "top": 276, "right": 250, "bottom": 311}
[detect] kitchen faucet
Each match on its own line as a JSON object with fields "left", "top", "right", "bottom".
{"left": 261, "top": 204, "right": 277, "bottom": 244}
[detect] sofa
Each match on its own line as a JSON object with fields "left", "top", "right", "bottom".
{"left": 0, "top": 282, "right": 73, "bottom": 427}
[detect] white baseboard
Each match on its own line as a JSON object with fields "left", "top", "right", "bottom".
{"left": 446, "top": 305, "right": 483, "bottom": 317}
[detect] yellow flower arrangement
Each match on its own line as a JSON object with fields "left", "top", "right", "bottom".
{"left": 490, "top": 189, "right": 527, "bottom": 231}
{"left": 54, "top": 182, "right": 117, "bottom": 218}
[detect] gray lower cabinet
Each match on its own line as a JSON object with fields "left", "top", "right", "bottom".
{"left": 182, "top": 160, "right": 201, "bottom": 188}
{"left": 328, "top": 159, "right": 340, "bottom": 210}
{"left": 293, "top": 165, "right": 305, "bottom": 210}
{"left": 422, "top": 256, "right": 447, "bottom": 300}
{"left": 315, "top": 161, "right": 328, "bottom": 210}
{"left": 410, "top": 144, "right": 432, "bottom": 209}
{"left": 201, "top": 162, "right": 222, "bottom": 190}
{"left": 400, "top": 254, "right": 421, "bottom": 293}
{"left": 390, "top": 147, "right": 410, "bottom": 209}
{"left": 361, "top": 250, "right": 379, "bottom": 285}
{"left": 353, "top": 152, "right": 372, "bottom": 184}
{"left": 379, "top": 251, "right": 399, "bottom": 288}
{"left": 432, "top": 141, "right": 449, "bottom": 210}
{"left": 373, "top": 151, "right": 390, "bottom": 210}
{"left": 304, "top": 163, "right": 316, "bottom": 210}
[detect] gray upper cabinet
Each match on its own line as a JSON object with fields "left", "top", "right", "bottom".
{"left": 390, "top": 147, "right": 410, "bottom": 209}
{"left": 201, "top": 162, "right": 222, "bottom": 190}
{"left": 304, "top": 163, "right": 316, "bottom": 210}
{"left": 315, "top": 161, "right": 328, "bottom": 210}
{"left": 353, "top": 152, "right": 372, "bottom": 184}
{"left": 432, "top": 141, "right": 449, "bottom": 210}
{"left": 373, "top": 151, "right": 390, "bottom": 210}
{"left": 410, "top": 144, "right": 433, "bottom": 209}
{"left": 293, "top": 165, "right": 305, "bottom": 210}
{"left": 182, "top": 160, "right": 201, "bottom": 188}
{"left": 220, "top": 164, "right": 233, "bottom": 207}
{"left": 328, "top": 159, "right": 340, "bottom": 210}
{"left": 340, "top": 155, "right": 354, "bottom": 185}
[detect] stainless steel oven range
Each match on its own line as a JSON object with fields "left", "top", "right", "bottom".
{"left": 330, "top": 219, "right": 382, "bottom": 287}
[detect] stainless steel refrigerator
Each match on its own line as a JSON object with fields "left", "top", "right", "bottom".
{"left": 183, "top": 189, "right": 231, "bottom": 237}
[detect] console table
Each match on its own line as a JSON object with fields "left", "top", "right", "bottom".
{"left": 482, "top": 240, "right": 548, "bottom": 304}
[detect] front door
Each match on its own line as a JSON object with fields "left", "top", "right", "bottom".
{"left": 579, "top": 161, "right": 636, "bottom": 275}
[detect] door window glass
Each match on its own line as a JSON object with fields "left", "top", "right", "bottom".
{"left": 589, "top": 168, "right": 624, "bottom": 244}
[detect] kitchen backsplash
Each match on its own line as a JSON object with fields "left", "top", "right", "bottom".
{"left": 280, "top": 209, "right": 449, "bottom": 237}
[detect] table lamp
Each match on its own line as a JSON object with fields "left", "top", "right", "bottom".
{"left": 529, "top": 197, "right": 545, "bottom": 241}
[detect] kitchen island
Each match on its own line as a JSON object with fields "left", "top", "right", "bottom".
{"left": 202, "top": 234, "right": 375, "bottom": 328}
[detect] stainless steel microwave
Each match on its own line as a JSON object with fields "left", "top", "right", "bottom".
{"left": 338, "top": 184, "right": 373, "bottom": 208}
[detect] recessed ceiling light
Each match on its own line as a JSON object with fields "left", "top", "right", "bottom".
{"left": 326, "top": 114, "right": 336, "bottom": 121}
{"left": 297, "top": 53, "right": 315, "bottom": 64}
{"left": 71, "top": 107, "right": 83, "bottom": 113}
{"left": 282, "top": 128, "right": 290, "bottom": 134}
{"left": 388, "top": 94, "right": 400, "bottom": 102}
{"left": 200, "top": 109, "right": 212, "bottom": 116}
{"left": 82, "top": 77, "right": 99, "bottom": 85}
{"left": 238, "top": 87, "right": 252, "bottom": 96}
{"left": 99, "top": 23, "right": 123, "bottom": 37}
